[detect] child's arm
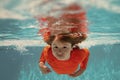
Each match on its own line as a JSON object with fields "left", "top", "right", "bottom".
{"left": 39, "top": 62, "right": 51, "bottom": 74}
{"left": 69, "top": 49, "right": 89, "bottom": 77}
{"left": 39, "top": 46, "right": 51, "bottom": 74}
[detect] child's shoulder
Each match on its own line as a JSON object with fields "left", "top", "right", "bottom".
{"left": 44, "top": 45, "right": 51, "bottom": 49}
{"left": 80, "top": 48, "right": 90, "bottom": 57}
{"left": 73, "top": 47, "right": 89, "bottom": 56}
{"left": 43, "top": 45, "right": 51, "bottom": 52}
{"left": 80, "top": 48, "right": 89, "bottom": 53}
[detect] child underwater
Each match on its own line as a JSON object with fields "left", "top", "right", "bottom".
{"left": 37, "top": 3, "right": 90, "bottom": 77}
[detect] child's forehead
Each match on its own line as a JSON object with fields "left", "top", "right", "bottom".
{"left": 52, "top": 40, "right": 71, "bottom": 46}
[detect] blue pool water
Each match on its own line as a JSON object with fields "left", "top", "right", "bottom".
{"left": 0, "top": 0, "right": 120, "bottom": 80}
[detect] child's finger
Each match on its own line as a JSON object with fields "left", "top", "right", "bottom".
{"left": 68, "top": 74, "right": 77, "bottom": 77}
{"left": 46, "top": 68, "right": 51, "bottom": 72}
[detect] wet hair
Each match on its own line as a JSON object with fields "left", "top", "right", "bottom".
{"left": 45, "top": 33, "right": 87, "bottom": 46}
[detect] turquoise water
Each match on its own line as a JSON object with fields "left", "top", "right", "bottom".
{"left": 0, "top": 0, "right": 120, "bottom": 80}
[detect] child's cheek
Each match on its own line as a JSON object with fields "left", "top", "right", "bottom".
{"left": 52, "top": 49, "right": 58, "bottom": 54}
{"left": 63, "top": 48, "right": 71, "bottom": 52}
{"left": 53, "top": 48, "right": 58, "bottom": 52}
{"left": 63, "top": 49, "right": 68, "bottom": 52}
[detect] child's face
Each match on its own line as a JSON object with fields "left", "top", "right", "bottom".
{"left": 51, "top": 39, "right": 72, "bottom": 60}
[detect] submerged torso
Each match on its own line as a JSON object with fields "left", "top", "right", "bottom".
{"left": 46, "top": 47, "right": 86, "bottom": 74}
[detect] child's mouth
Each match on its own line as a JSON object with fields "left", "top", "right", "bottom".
{"left": 57, "top": 53, "right": 64, "bottom": 57}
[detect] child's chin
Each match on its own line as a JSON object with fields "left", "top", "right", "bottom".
{"left": 57, "top": 58, "right": 66, "bottom": 60}
{"left": 56, "top": 56, "right": 65, "bottom": 60}
{"left": 56, "top": 56, "right": 68, "bottom": 61}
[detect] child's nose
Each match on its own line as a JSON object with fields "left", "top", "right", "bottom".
{"left": 58, "top": 49, "right": 62, "bottom": 52}
{"left": 58, "top": 51, "right": 63, "bottom": 55}
{"left": 58, "top": 48, "right": 64, "bottom": 53}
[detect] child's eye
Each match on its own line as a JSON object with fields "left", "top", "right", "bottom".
{"left": 54, "top": 46, "right": 58, "bottom": 49}
{"left": 63, "top": 46, "right": 67, "bottom": 48}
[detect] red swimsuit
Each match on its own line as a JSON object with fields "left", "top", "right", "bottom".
{"left": 39, "top": 46, "right": 89, "bottom": 74}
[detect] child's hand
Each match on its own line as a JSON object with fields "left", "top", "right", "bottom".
{"left": 68, "top": 68, "right": 85, "bottom": 77}
{"left": 40, "top": 65, "right": 51, "bottom": 74}
{"left": 68, "top": 72, "right": 79, "bottom": 77}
